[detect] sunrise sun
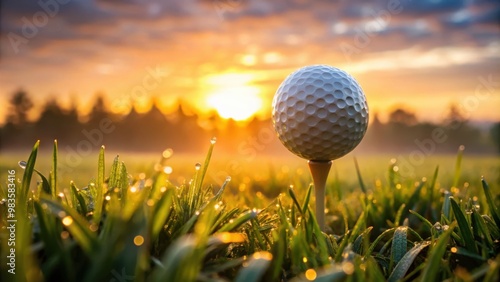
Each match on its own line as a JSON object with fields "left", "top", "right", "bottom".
{"left": 203, "top": 73, "right": 263, "bottom": 121}
{"left": 207, "top": 86, "right": 263, "bottom": 121}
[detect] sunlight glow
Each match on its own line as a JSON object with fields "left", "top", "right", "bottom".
{"left": 203, "top": 72, "right": 264, "bottom": 121}
{"left": 207, "top": 86, "right": 263, "bottom": 121}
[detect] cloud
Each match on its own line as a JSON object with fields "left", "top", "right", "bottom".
{"left": 0, "top": 0, "right": 498, "bottom": 123}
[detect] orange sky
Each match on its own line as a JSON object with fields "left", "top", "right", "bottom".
{"left": 1, "top": 0, "right": 499, "bottom": 124}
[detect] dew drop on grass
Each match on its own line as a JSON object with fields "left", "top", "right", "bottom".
{"left": 226, "top": 176, "right": 231, "bottom": 182}
{"left": 133, "top": 235, "right": 144, "bottom": 246}
{"left": 305, "top": 269, "right": 317, "bottom": 281}
{"left": 62, "top": 216, "right": 73, "bottom": 226}
{"left": 162, "top": 148, "right": 173, "bottom": 159}
{"left": 163, "top": 166, "right": 173, "bottom": 174}
{"left": 154, "top": 163, "right": 162, "bottom": 171}
{"left": 195, "top": 163, "right": 201, "bottom": 170}
{"left": 210, "top": 137, "right": 217, "bottom": 144}
{"left": 18, "top": 161, "right": 27, "bottom": 169}
{"left": 60, "top": 231, "right": 70, "bottom": 239}
{"left": 342, "top": 262, "right": 355, "bottom": 275}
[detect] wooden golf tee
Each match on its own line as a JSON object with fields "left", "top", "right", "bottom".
{"left": 308, "top": 160, "right": 332, "bottom": 232}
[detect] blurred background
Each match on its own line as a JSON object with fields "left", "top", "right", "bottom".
{"left": 1, "top": 0, "right": 499, "bottom": 156}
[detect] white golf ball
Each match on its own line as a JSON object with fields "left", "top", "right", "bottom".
{"left": 272, "top": 65, "right": 369, "bottom": 161}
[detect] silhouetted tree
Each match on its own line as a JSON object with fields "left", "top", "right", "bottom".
{"left": 491, "top": 122, "right": 500, "bottom": 154}
{"left": 366, "top": 112, "right": 388, "bottom": 149}
{"left": 87, "top": 94, "right": 111, "bottom": 127}
{"left": 444, "top": 103, "right": 467, "bottom": 129}
{"left": 0, "top": 90, "right": 35, "bottom": 150}
{"left": 35, "top": 98, "right": 81, "bottom": 145}
{"left": 388, "top": 108, "right": 418, "bottom": 126}
{"left": 442, "top": 104, "right": 482, "bottom": 152}
{"left": 6, "top": 89, "right": 33, "bottom": 125}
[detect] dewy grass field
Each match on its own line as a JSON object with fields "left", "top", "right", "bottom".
{"left": 0, "top": 140, "right": 499, "bottom": 282}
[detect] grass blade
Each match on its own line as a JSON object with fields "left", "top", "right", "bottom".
{"left": 452, "top": 145, "right": 464, "bottom": 189}
{"left": 151, "top": 188, "right": 174, "bottom": 241}
{"left": 40, "top": 197, "right": 99, "bottom": 255}
{"left": 391, "top": 226, "right": 408, "bottom": 269}
{"left": 429, "top": 165, "right": 439, "bottom": 202}
{"left": 70, "top": 182, "right": 88, "bottom": 215}
{"left": 235, "top": 252, "right": 273, "bottom": 282}
{"left": 151, "top": 236, "right": 198, "bottom": 282}
{"left": 354, "top": 157, "right": 367, "bottom": 194}
{"left": 19, "top": 140, "right": 39, "bottom": 204}
{"left": 420, "top": 222, "right": 457, "bottom": 280}
{"left": 450, "top": 197, "right": 478, "bottom": 253}
{"left": 409, "top": 210, "right": 433, "bottom": 230}
{"left": 364, "top": 227, "right": 396, "bottom": 257}
{"left": 471, "top": 210, "right": 493, "bottom": 249}
{"left": 219, "top": 210, "right": 258, "bottom": 232}
{"left": 302, "top": 184, "right": 313, "bottom": 215}
{"left": 394, "top": 203, "right": 406, "bottom": 227}
{"left": 93, "top": 146, "right": 105, "bottom": 225}
{"left": 481, "top": 178, "right": 500, "bottom": 228}
{"left": 442, "top": 190, "right": 452, "bottom": 220}
{"left": 51, "top": 139, "right": 58, "bottom": 197}
{"left": 198, "top": 138, "right": 216, "bottom": 189}
{"left": 291, "top": 265, "right": 346, "bottom": 282}
{"left": 388, "top": 241, "right": 430, "bottom": 282}
{"left": 288, "top": 186, "right": 305, "bottom": 216}
{"left": 353, "top": 226, "right": 373, "bottom": 255}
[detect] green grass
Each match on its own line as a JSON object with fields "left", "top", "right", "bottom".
{"left": 0, "top": 140, "right": 499, "bottom": 282}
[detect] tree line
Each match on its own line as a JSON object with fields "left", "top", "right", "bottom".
{"left": 1, "top": 90, "right": 499, "bottom": 155}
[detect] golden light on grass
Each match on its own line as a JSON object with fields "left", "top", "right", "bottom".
{"left": 215, "top": 232, "right": 246, "bottom": 243}
{"left": 252, "top": 251, "right": 273, "bottom": 260}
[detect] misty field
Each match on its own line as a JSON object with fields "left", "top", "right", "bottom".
{"left": 0, "top": 141, "right": 499, "bottom": 281}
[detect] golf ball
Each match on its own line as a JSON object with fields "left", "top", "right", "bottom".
{"left": 272, "top": 65, "right": 368, "bottom": 161}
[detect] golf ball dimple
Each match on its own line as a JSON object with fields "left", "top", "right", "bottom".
{"left": 272, "top": 65, "right": 369, "bottom": 161}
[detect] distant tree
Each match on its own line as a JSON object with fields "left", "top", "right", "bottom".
{"left": 388, "top": 108, "right": 418, "bottom": 126}
{"left": 441, "top": 104, "right": 485, "bottom": 152}
{"left": 87, "top": 94, "right": 111, "bottom": 127}
{"left": 444, "top": 103, "right": 468, "bottom": 129}
{"left": 491, "top": 122, "right": 500, "bottom": 154}
{"left": 366, "top": 112, "right": 389, "bottom": 149}
{"left": 35, "top": 98, "right": 81, "bottom": 143}
{"left": 6, "top": 89, "right": 33, "bottom": 125}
